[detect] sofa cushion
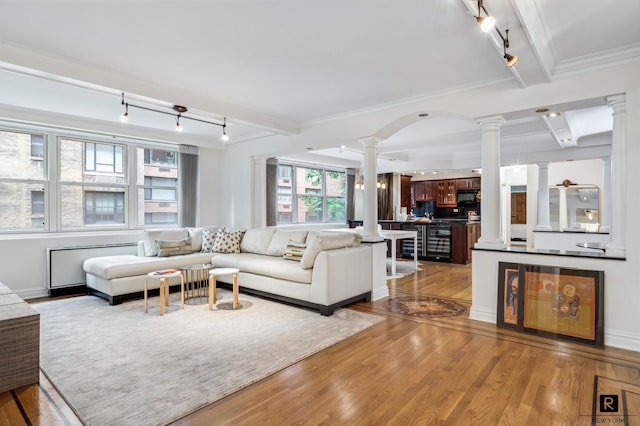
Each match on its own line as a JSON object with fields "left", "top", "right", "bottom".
{"left": 187, "top": 227, "right": 203, "bottom": 252}
{"left": 156, "top": 237, "right": 193, "bottom": 257}
{"left": 265, "top": 229, "right": 308, "bottom": 257}
{"left": 300, "top": 232, "right": 362, "bottom": 269}
{"left": 240, "top": 227, "right": 276, "bottom": 254}
{"left": 213, "top": 228, "right": 245, "bottom": 254}
{"left": 212, "top": 253, "right": 312, "bottom": 284}
{"left": 84, "top": 253, "right": 213, "bottom": 280}
{"left": 143, "top": 229, "right": 189, "bottom": 257}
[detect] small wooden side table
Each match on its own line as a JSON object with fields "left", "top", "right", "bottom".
{"left": 208, "top": 268, "right": 240, "bottom": 311}
{"left": 145, "top": 270, "right": 184, "bottom": 316}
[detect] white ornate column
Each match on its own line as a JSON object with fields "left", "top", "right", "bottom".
{"left": 534, "top": 162, "right": 553, "bottom": 231}
{"left": 606, "top": 94, "right": 626, "bottom": 257}
{"left": 252, "top": 155, "right": 267, "bottom": 228}
{"left": 558, "top": 186, "right": 568, "bottom": 231}
{"left": 475, "top": 116, "right": 506, "bottom": 249}
{"left": 360, "top": 137, "right": 383, "bottom": 242}
{"left": 599, "top": 157, "right": 611, "bottom": 233}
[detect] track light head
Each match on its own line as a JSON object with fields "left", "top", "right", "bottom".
{"left": 501, "top": 29, "right": 519, "bottom": 67}
{"left": 175, "top": 114, "right": 183, "bottom": 132}
{"left": 504, "top": 53, "right": 519, "bottom": 67}
{"left": 476, "top": 0, "right": 495, "bottom": 33}
{"left": 221, "top": 117, "right": 229, "bottom": 141}
{"left": 477, "top": 15, "right": 496, "bottom": 33}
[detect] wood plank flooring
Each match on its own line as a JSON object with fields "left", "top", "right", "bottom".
{"left": 3, "top": 260, "right": 640, "bottom": 425}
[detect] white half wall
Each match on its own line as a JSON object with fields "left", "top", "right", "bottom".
{"left": 471, "top": 249, "right": 640, "bottom": 352}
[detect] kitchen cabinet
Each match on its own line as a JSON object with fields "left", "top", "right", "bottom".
{"left": 456, "top": 177, "right": 481, "bottom": 189}
{"left": 411, "top": 181, "right": 437, "bottom": 204}
{"left": 451, "top": 222, "right": 481, "bottom": 264}
{"left": 412, "top": 181, "right": 427, "bottom": 203}
{"left": 436, "top": 180, "right": 456, "bottom": 206}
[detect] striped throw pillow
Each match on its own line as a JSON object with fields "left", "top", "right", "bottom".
{"left": 282, "top": 241, "right": 306, "bottom": 261}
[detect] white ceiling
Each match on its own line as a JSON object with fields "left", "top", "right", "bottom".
{"left": 1, "top": 0, "right": 639, "bottom": 172}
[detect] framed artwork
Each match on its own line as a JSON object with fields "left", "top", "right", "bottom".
{"left": 497, "top": 262, "right": 521, "bottom": 329}
{"left": 496, "top": 262, "right": 605, "bottom": 347}
{"left": 522, "top": 264, "right": 604, "bottom": 347}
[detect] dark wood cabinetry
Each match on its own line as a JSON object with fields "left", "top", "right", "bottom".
{"left": 456, "top": 177, "right": 481, "bottom": 189}
{"left": 412, "top": 177, "right": 479, "bottom": 207}
{"left": 451, "top": 222, "right": 481, "bottom": 264}
{"left": 436, "top": 180, "right": 456, "bottom": 206}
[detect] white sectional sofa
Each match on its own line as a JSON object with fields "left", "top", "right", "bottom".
{"left": 83, "top": 226, "right": 373, "bottom": 315}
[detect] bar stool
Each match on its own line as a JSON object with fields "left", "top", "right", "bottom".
{"left": 208, "top": 268, "right": 240, "bottom": 311}
{"left": 145, "top": 270, "right": 184, "bottom": 316}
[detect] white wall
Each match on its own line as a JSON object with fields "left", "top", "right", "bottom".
{"left": 0, "top": 231, "right": 142, "bottom": 298}
{"left": 549, "top": 158, "right": 604, "bottom": 190}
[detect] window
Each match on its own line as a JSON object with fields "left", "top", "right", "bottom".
{"left": 0, "top": 130, "right": 47, "bottom": 231}
{"left": 0, "top": 126, "right": 183, "bottom": 233}
{"left": 275, "top": 163, "right": 346, "bottom": 225}
{"left": 84, "top": 142, "right": 124, "bottom": 174}
{"left": 137, "top": 147, "right": 178, "bottom": 226}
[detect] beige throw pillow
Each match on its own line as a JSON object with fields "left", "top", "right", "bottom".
{"left": 143, "top": 229, "right": 189, "bottom": 256}
{"left": 156, "top": 237, "right": 193, "bottom": 257}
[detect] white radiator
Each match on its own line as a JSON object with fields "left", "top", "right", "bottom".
{"left": 47, "top": 243, "right": 138, "bottom": 289}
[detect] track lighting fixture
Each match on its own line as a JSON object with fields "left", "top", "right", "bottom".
{"left": 469, "top": 1, "right": 520, "bottom": 68}
{"left": 476, "top": 0, "right": 496, "bottom": 33}
{"left": 498, "top": 28, "right": 519, "bottom": 67}
{"left": 119, "top": 93, "right": 229, "bottom": 140}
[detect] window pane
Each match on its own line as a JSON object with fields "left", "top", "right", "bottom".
{"left": 145, "top": 149, "right": 176, "bottom": 167}
{"left": 326, "top": 197, "right": 346, "bottom": 222}
{"left": 296, "top": 167, "right": 322, "bottom": 194}
{"left": 31, "top": 135, "right": 44, "bottom": 159}
{"left": 0, "top": 130, "right": 46, "bottom": 179}
{"left": 297, "top": 195, "right": 323, "bottom": 223}
{"left": 60, "top": 185, "right": 126, "bottom": 228}
{"left": 60, "top": 139, "right": 126, "bottom": 184}
{"left": 325, "top": 171, "right": 345, "bottom": 197}
{"left": 137, "top": 188, "right": 178, "bottom": 226}
{"left": 0, "top": 182, "right": 46, "bottom": 230}
{"left": 137, "top": 148, "right": 178, "bottom": 184}
{"left": 277, "top": 194, "right": 293, "bottom": 223}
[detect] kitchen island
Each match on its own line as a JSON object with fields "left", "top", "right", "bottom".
{"left": 349, "top": 219, "right": 480, "bottom": 265}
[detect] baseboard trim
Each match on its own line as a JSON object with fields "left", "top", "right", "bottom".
{"left": 468, "top": 305, "right": 496, "bottom": 324}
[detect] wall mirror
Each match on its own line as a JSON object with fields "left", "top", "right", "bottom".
{"left": 549, "top": 184, "right": 600, "bottom": 232}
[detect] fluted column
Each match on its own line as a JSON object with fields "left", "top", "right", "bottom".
{"left": 475, "top": 116, "right": 506, "bottom": 249}
{"left": 599, "top": 157, "right": 611, "bottom": 233}
{"left": 361, "top": 137, "right": 384, "bottom": 242}
{"left": 535, "top": 162, "right": 553, "bottom": 231}
{"left": 606, "top": 94, "right": 626, "bottom": 257}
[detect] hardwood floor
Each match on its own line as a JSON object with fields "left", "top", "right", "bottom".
{"left": 4, "top": 260, "right": 640, "bottom": 425}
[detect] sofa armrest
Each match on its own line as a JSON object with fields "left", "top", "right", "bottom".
{"left": 309, "top": 245, "right": 373, "bottom": 306}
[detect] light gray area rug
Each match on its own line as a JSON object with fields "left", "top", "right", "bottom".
{"left": 35, "top": 290, "right": 384, "bottom": 426}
